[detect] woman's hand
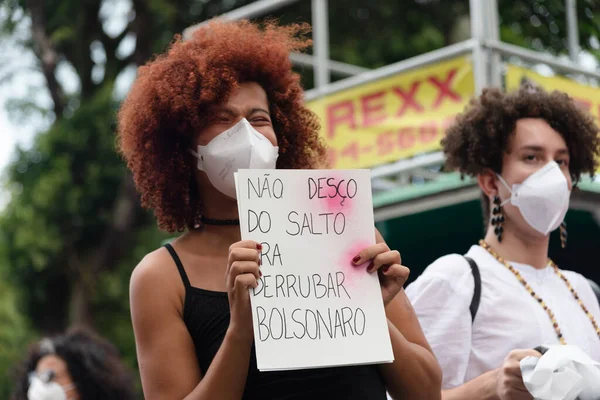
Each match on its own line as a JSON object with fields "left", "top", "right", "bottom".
{"left": 352, "top": 242, "right": 409, "bottom": 306}
{"left": 226, "top": 240, "right": 262, "bottom": 342}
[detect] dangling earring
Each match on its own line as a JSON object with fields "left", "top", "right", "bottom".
{"left": 491, "top": 195, "right": 504, "bottom": 242}
{"left": 560, "top": 221, "right": 568, "bottom": 249}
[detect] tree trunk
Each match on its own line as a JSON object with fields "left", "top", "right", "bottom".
{"left": 25, "top": 0, "right": 65, "bottom": 118}
{"left": 69, "top": 273, "right": 94, "bottom": 328}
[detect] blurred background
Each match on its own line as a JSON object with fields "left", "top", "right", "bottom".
{"left": 0, "top": 0, "right": 598, "bottom": 397}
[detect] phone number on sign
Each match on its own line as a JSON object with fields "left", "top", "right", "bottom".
{"left": 328, "top": 118, "right": 454, "bottom": 168}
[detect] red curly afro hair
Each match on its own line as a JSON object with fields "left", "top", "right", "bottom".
{"left": 117, "top": 20, "right": 327, "bottom": 233}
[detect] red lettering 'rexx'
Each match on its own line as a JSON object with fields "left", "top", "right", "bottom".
{"left": 326, "top": 101, "right": 356, "bottom": 139}
{"left": 361, "top": 91, "right": 387, "bottom": 128}
{"left": 393, "top": 81, "right": 424, "bottom": 117}
{"left": 429, "top": 69, "right": 461, "bottom": 109}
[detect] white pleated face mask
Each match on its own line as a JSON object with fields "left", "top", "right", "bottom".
{"left": 27, "top": 376, "right": 75, "bottom": 400}
{"left": 189, "top": 118, "right": 279, "bottom": 199}
{"left": 497, "top": 161, "right": 571, "bottom": 235}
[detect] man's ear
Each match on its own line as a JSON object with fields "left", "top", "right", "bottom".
{"left": 478, "top": 169, "right": 499, "bottom": 199}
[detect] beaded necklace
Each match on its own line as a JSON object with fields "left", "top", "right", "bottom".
{"left": 479, "top": 239, "right": 600, "bottom": 345}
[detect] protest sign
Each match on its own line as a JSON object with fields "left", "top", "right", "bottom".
{"left": 235, "top": 169, "right": 393, "bottom": 371}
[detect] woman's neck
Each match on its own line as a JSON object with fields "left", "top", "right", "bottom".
{"left": 202, "top": 194, "right": 240, "bottom": 221}
{"left": 185, "top": 224, "right": 242, "bottom": 250}
{"left": 175, "top": 193, "right": 242, "bottom": 251}
{"left": 483, "top": 222, "right": 550, "bottom": 269}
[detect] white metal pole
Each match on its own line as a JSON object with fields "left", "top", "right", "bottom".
{"left": 487, "top": 0, "right": 502, "bottom": 88}
{"left": 566, "top": 0, "right": 580, "bottom": 63}
{"left": 469, "top": 0, "right": 487, "bottom": 94}
{"left": 183, "top": 0, "right": 302, "bottom": 38}
{"left": 304, "top": 39, "right": 476, "bottom": 101}
{"left": 485, "top": 40, "right": 600, "bottom": 79}
{"left": 289, "top": 52, "right": 369, "bottom": 76}
{"left": 312, "top": 0, "right": 330, "bottom": 90}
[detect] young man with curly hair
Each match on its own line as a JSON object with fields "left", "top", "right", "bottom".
{"left": 117, "top": 20, "right": 441, "bottom": 400}
{"left": 406, "top": 86, "right": 600, "bottom": 399}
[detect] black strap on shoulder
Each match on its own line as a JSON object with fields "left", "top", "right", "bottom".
{"left": 465, "top": 256, "right": 481, "bottom": 323}
{"left": 164, "top": 243, "right": 191, "bottom": 288}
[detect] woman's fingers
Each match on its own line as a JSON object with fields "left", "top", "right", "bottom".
{"left": 228, "top": 244, "right": 261, "bottom": 269}
{"left": 379, "top": 263, "right": 410, "bottom": 281}
{"left": 228, "top": 261, "right": 261, "bottom": 288}
{"left": 369, "top": 250, "right": 402, "bottom": 272}
{"left": 352, "top": 243, "right": 390, "bottom": 266}
{"left": 352, "top": 244, "right": 402, "bottom": 274}
{"left": 229, "top": 240, "right": 261, "bottom": 252}
{"left": 234, "top": 273, "right": 259, "bottom": 292}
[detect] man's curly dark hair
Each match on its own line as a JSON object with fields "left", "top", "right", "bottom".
{"left": 11, "top": 327, "right": 136, "bottom": 400}
{"left": 117, "top": 20, "right": 328, "bottom": 233}
{"left": 442, "top": 85, "right": 600, "bottom": 222}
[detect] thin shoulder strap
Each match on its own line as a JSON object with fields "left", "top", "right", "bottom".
{"left": 164, "top": 243, "right": 191, "bottom": 288}
{"left": 465, "top": 256, "right": 481, "bottom": 323}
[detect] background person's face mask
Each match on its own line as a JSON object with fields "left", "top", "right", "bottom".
{"left": 190, "top": 118, "right": 279, "bottom": 199}
{"left": 497, "top": 161, "right": 571, "bottom": 235}
{"left": 27, "top": 376, "right": 75, "bottom": 400}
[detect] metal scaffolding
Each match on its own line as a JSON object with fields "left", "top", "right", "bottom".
{"left": 184, "top": 0, "right": 599, "bottom": 213}
{"left": 185, "top": 0, "right": 594, "bottom": 93}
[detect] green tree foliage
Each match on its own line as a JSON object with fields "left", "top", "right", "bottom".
{"left": 272, "top": 0, "right": 598, "bottom": 88}
{"left": 0, "top": 277, "right": 33, "bottom": 399}
{"left": 499, "top": 0, "right": 600, "bottom": 57}
{"left": 0, "top": 0, "right": 256, "bottom": 393}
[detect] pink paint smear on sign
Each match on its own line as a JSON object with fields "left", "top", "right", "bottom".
{"left": 319, "top": 173, "right": 357, "bottom": 214}
{"left": 336, "top": 240, "right": 375, "bottom": 290}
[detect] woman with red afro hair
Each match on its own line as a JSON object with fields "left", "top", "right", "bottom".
{"left": 118, "top": 20, "right": 441, "bottom": 400}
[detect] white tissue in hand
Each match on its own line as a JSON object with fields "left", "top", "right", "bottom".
{"left": 520, "top": 345, "right": 600, "bottom": 400}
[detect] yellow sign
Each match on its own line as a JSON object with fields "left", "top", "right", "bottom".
{"left": 506, "top": 64, "right": 600, "bottom": 123}
{"left": 307, "top": 57, "right": 474, "bottom": 169}
{"left": 506, "top": 65, "right": 600, "bottom": 173}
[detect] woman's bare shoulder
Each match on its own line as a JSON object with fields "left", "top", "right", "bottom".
{"left": 130, "top": 245, "right": 185, "bottom": 310}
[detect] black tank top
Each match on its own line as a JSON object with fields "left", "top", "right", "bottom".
{"left": 164, "top": 244, "right": 388, "bottom": 400}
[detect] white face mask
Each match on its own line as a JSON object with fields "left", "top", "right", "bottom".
{"left": 27, "top": 376, "right": 75, "bottom": 400}
{"left": 189, "top": 118, "right": 279, "bottom": 199}
{"left": 497, "top": 161, "right": 571, "bottom": 235}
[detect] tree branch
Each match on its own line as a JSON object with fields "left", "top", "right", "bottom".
{"left": 88, "top": 172, "right": 142, "bottom": 276}
{"left": 79, "top": 1, "right": 103, "bottom": 98}
{"left": 65, "top": 0, "right": 151, "bottom": 325}
{"left": 101, "top": 23, "right": 134, "bottom": 82}
{"left": 101, "top": 22, "right": 132, "bottom": 57}
{"left": 25, "top": 0, "right": 65, "bottom": 118}
{"left": 80, "top": 0, "right": 153, "bottom": 286}
{"left": 131, "top": 0, "right": 153, "bottom": 65}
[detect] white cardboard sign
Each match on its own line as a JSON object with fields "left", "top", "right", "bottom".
{"left": 234, "top": 169, "right": 393, "bottom": 371}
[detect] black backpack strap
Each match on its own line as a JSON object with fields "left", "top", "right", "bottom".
{"left": 465, "top": 256, "right": 481, "bottom": 323}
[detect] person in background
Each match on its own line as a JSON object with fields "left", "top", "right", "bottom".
{"left": 11, "top": 327, "right": 135, "bottom": 400}
{"left": 406, "top": 86, "right": 600, "bottom": 399}
{"left": 117, "top": 19, "right": 441, "bottom": 400}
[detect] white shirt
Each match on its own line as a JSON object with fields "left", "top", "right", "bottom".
{"left": 406, "top": 245, "right": 600, "bottom": 389}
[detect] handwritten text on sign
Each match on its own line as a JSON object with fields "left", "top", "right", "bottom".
{"left": 235, "top": 169, "right": 393, "bottom": 371}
